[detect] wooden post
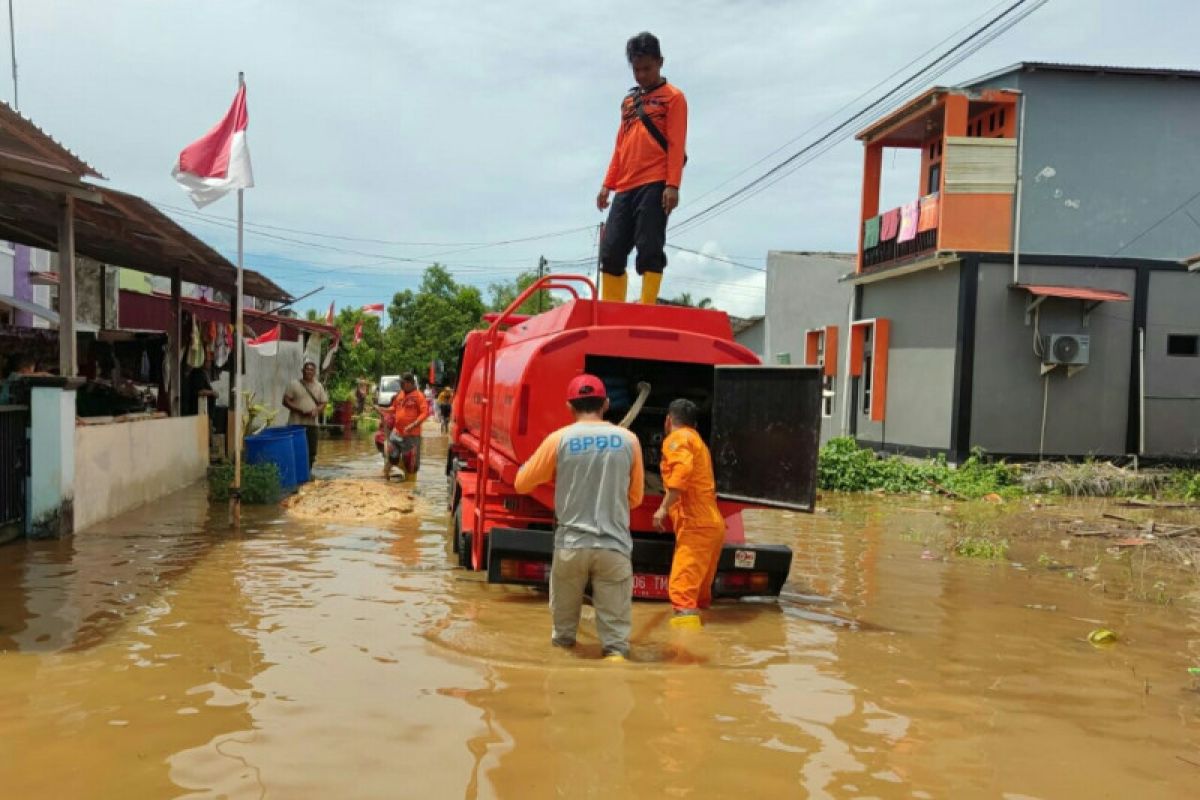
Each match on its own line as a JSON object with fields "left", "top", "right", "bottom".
{"left": 57, "top": 195, "right": 76, "bottom": 376}
{"left": 170, "top": 269, "right": 182, "bottom": 416}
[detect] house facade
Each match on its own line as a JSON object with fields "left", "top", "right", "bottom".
{"left": 829, "top": 63, "right": 1200, "bottom": 462}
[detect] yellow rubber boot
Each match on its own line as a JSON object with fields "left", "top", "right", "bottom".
{"left": 639, "top": 272, "right": 663, "bottom": 305}
{"left": 670, "top": 612, "right": 702, "bottom": 629}
{"left": 600, "top": 272, "right": 628, "bottom": 302}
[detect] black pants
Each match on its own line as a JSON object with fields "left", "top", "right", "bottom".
{"left": 600, "top": 181, "right": 668, "bottom": 276}
{"left": 305, "top": 425, "right": 319, "bottom": 468}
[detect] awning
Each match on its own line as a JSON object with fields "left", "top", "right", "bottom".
{"left": 118, "top": 289, "right": 338, "bottom": 342}
{"left": 1013, "top": 284, "right": 1130, "bottom": 303}
{"left": 0, "top": 292, "right": 99, "bottom": 332}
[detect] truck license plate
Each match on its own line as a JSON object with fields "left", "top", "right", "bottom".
{"left": 632, "top": 573, "right": 669, "bottom": 600}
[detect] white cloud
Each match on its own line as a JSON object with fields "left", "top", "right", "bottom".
{"left": 9, "top": 0, "right": 1198, "bottom": 313}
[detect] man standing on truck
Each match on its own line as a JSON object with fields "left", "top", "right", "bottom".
{"left": 596, "top": 31, "right": 687, "bottom": 306}
{"left": 379, "top": 373, "right": 428, "bottom": 481}
{"left": 514, "top": 374, "right": 645, "bottom": 660}
{"left": 653, "top": 398, "right": 725, "bottom": 628}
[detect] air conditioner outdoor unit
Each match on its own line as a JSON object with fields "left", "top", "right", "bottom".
{"left": 1042, "top": 333, "right": 1090, "bottom": 366}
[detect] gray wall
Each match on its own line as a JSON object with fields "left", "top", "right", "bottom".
{"left": 971, "top": 69, "right": 1200, "bottom": 261}
{"left": 971, "top": 261, "right": 1135, "bottom": 456}
{"left": 764, "top": 252, "right": 855, "bottom": 442}
{"left": 734, "top": 318, "right": 765, "bottom": 357}
{"left": 855, "top": 262, "right": 961, "bottom": 450}
{"left": 1144, "top": 271, "right": 1200, "bottom": 456}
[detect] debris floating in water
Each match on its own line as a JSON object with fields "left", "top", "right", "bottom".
{"left": 282, "top": 479, "right": 420, "bottom": 522}
{"left": 1087, "top": 628, "right": 1118, "bottom": 646}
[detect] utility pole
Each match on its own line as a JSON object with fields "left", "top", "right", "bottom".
{"left": 8, "top": 0, "right": 17, "bottom": 110}
{"left": 536, "top": 255, "right": 547, "bottom": 312}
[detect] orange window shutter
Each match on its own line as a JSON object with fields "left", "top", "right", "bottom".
{"left": 870, "top": 319, "right": 890, "bottom": 422}
{"left": 824, "top": 326, "right": 839, "bottom": 377}
{"left": 849, "top": 323, "right": 867, "bottom": 376}
{"left": 804, "top": 330, "right": 820, "bottom": 367}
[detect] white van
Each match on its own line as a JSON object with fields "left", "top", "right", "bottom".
{"left": 378, "top": 375, "right": 402, "bottom": 407}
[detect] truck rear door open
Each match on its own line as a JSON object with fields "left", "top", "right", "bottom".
{"left": 710, "top": 365, "right": 822, "bottom": 512}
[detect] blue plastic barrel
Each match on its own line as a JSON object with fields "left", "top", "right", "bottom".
{"left": 279, "top": 424, "right": 311, "bottom": 483}
{"left": 245, "top": 429, "right": 297, "bottom": 490}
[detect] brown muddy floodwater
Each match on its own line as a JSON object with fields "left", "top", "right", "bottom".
{"left": 1, "top": 433, "right": 1198, "bottom": 798}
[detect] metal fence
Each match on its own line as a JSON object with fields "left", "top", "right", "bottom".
{"left": 0, "top": 405, "right": 29, "bottom": 530}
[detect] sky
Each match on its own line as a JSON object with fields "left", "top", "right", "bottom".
{"left": 8, "top": 0, "right": 1198, "bottom": 318}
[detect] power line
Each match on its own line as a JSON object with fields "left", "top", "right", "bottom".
{"left": 668, "top": 0, "right": 1051, "bottom": 238}
{"left": 155, "top": 200, "right": 593, "bottom": 251}
{"left": 666, "top": 243, "right": 765, "bottom": 272}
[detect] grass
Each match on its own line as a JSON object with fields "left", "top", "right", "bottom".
{"left": 952, "top": 536, "right": 1010, "bottom": 560}
{"left": 207, "top": 462, "right": 282, "bottom": 505}
{"left": 818, "top": 438, "right": 1023, "bottom": 499}
{"left": 819, "top": 438, "right": 1199, "bottom": 502}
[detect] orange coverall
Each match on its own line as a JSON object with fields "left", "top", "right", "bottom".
{"left": 660, "top": 426, "right": 725, "bottom": 611}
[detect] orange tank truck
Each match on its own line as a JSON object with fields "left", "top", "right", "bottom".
{"left": 446, "top": 275, "right": 822, "bottom": 601}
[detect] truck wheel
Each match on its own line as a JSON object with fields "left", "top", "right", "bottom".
{"left": 454, "top": 506, "right": 473, "bottom": 569}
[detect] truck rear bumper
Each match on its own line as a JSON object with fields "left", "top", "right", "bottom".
{"left": 485, "top": 528, "right": 792, "bottom": 600}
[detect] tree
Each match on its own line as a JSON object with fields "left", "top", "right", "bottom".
{"left": 382, "top": 264, "right": 485, "bottom": 382}
{"left": 323, "top": 307, "right": 384, "bottom": 399}
{"left": 666, "top": 291, "right": 713, "bottom": 309}
{"left": 488, "top": 269, "right": 563, "bottom": 315}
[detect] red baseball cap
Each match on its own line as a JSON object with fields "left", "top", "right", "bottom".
{"left": 566, "top": 373, "right": 606, "bottom": 401}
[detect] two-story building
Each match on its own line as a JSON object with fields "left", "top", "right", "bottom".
{"left": 807, "top": 62, "right": 1200, "bottom": 462}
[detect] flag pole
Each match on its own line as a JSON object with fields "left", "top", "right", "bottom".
{"left": 231, "top": 70, "right": 245, "bottom": 527}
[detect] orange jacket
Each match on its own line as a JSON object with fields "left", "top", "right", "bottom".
{"left": 602, "top": 81, "right": 687, "bottom": 193}
{"left": 389, "top": 389, "right": 429, "bottom": 434}
{"left": 660, "top": 426, "right": 725, "bottom": 531}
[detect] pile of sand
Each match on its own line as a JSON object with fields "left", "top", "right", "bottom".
{"left": 282, "top": 479, "right": 421, "bottom": 522}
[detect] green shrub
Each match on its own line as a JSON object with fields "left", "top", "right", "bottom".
{"left": 1169, "top": 470, "right": 1200, "bottom": 501}
{"left": 817, "top": 438, "right": 1022, "bottom": 499}
{"left": 208, "top": 462, "right": 282, "bottom": 505}
{"left": 953, "top": 536, "right": 1009, "bottom": 560}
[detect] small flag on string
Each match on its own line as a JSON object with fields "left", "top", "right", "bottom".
{"left": 353, "top": 321, "right": 363, "bottom": 345}
{"left": 246, "top": 324, "right": 280, "bottom": 357}
{"left": 361, "top": 303, "right": 385, "bottom": 317}
{"left": 325, "top": 301, "right": 335, "bottom": 325}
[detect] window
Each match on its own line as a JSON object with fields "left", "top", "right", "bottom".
{"left": 988, "top": 112, "right": 996, "bottom": 132}
{"left": 861, "top": 327, "right": 873, "bottom": 415}
{"left": 927, "top": 163, "right": 941, "bottom": 195}
{"left": 998, "top": 108, "right": 1007, "bottom": 130}
{"left": 1168, "top": 334, "right": 1199, "bottom": 357}
{"left": 822, "top": 376, "right": 836, "bottom": 418}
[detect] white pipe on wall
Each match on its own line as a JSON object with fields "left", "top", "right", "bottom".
{"left": 1011, "top": 91, "right": 1026, "bottom": 286}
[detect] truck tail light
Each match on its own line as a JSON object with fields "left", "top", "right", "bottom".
{"left": 715, "top": 571, "right": 771, "bottom": 594}
{"left": 498, "top": 559, "right": 550, "bottom": 582}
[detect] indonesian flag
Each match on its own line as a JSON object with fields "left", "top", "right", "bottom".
{"left": 247, "top": 324, "right": 280, "bottom": 357}
{"left": 172, "top": 84, "right": 254, "bottom": 208}
{"left": 353, "top": 321, "right": 363, "bottom": 345}
{"left": 325, "top": 301, "right": 335, "bottom": 325}
{"left": 361, "top": 303, "right": 384, "bottom": 317}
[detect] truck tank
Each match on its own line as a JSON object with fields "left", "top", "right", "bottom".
{"left": 447, "top": 275, "right": 822, "bottom": 601}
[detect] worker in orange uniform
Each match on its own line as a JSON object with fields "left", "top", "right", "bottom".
{"left": 378, "top": 372, "right": 428, "bottom": 481}
{"left": 596, "top": 31, "right": 687, "bottom": 305}
{"left": 653, "top": 398, "right": 725, "bottom": 628}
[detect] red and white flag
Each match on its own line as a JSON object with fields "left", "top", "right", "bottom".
{"left": 172, "top": 84, "right": 254, "bottom": 208}
{"left": 361, "top": 303, "right": 385, "bottom": 317}
{"left": 352, "top": 321, "right": 363, "bottom": 345}
{"left": 325, "top": 301, "right": 335, "bottom": 325}
{"left": 246, "top": 324, "right": 280, "bottom": 357}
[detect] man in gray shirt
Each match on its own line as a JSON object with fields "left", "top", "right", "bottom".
{"left": 514, "top": 374, "right": 645, "bottom": 660}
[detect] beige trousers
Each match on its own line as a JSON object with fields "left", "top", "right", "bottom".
{"left": 549, "top": 547, "right": 632, "bottom": 656}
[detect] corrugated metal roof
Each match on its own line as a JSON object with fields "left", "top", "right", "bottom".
{"left": 964, "top": 62, "right": 1200, "bottom": 87}
{"left": 1014, "top": 284, "right": 1130, "bottom": 303}
{"left": 0, "top": 102, "right": 103, "bottom": 180}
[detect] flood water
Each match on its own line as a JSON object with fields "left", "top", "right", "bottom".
{"left": 1, "top": 433, "right": 1198, "bottom": 798}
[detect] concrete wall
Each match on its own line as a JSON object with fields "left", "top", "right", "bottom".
{"left": 971, "top": 69, "right": 1200, "bottom": 261}
{"left": 855, "top": 262, "right": 961, "bottom": 451}
{"left": 74, "top": 415, "right": 209, "bottom": 532}
{"left": 1144, "top": 271, "right": 1200, "bottom": 456}
{"left": 970, "top": 261, "right": 1135, "bottom": 456}
{"left": 764, "top": 252, "right": 855, "bottom": 363}
{"left": 734, "top": 319, "right": 765, "bottom": 358}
